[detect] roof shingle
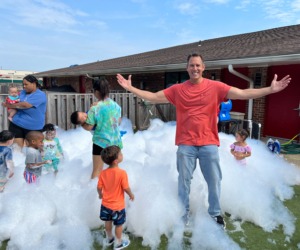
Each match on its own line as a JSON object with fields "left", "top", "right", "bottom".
{"left": 36, "top": 24, "right": 300, "bottom": 77}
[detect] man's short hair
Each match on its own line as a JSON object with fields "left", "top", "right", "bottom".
{"left": 101, "top": 145, "right": 121, "bottom": 165}
{"left": 187, "top": 53, "right": 204, "bottom": 63}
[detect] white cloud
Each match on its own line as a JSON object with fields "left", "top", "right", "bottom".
{"left": 204, "top": 0, "right": 231, "bottom": 3}
{"left": 260, "top": 0, "right": 300, "bottom": 23}
{"left": 0, "top": 0, "right": 86, "bottom": 32}
{"left": 291, "top": 0, "right": 300, "bottom": 11}
{"left": 173, "top": 0, "right": 200, "bottom": 15}
{"left": 235, "top": 0, "right": 252, "bottom": 10}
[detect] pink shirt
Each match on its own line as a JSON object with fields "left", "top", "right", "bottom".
{"left": 230, "top": 143, "right": 252, "bottom": 165}
{"left": 163, "top": 79, "right": 231, "bottom": 146}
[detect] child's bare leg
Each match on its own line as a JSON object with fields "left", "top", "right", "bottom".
{"left": 8, "top": 109, "right": 17, "bottom": 121}
{"left": 105, "top": 221, "right": 113, "bottom": 239}
{"left": 91, "top": 155, "right": 104, "bottom": 179}
{"left": 115, "top": 225, "right": 123, "bottom": 244}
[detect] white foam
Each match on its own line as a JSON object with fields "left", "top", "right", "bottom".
{"left": 0, "top": 118, "right": 299, "bottom": 249}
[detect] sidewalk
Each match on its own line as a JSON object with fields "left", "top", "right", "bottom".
{"left": 283, "top": 154, "right": 300, "bottom": 167}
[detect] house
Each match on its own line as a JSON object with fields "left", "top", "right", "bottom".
{"left": 35, "top": 25, "right": 300, "bottom": 140}
{"left": 0, "top": 70, "right": 37, "bottom": 84}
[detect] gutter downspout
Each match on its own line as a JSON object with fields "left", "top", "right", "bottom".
{"left": 228, "top": 65, "right": 254, "bottom": 120}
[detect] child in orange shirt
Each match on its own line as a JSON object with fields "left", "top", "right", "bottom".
{"left": 97, "top": 145, "right": 134, "bottom": 250}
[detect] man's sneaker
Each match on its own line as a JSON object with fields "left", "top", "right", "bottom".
{"left": 213, "top": 215, "right": 226, "bottom": 229}
{"left": 114, "top": 239, "right": 130, "bottom": 250}
{"left": 106, "top": 236, "right": 114, "bottom": 246}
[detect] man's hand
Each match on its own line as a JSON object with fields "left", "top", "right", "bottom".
{"left": 270, "top": 74, "right": 291, "bottom": 93}
{"left": 116, "top": 74, "right": 132, "bottom": 91}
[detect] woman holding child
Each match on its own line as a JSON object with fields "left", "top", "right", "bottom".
{"left": 2, "top": 75, "right": 47, "bottom": 149}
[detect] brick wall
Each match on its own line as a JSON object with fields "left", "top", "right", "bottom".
{"left": 249, "top": 67, "right": 268, "bottom": 134}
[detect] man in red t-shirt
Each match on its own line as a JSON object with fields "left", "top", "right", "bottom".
{"left": 116, "top": 53, "right": 291, "bottom": 228}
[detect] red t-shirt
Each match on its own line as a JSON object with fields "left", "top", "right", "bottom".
{"left": 97, "top": 167, "right": 129, "bottom": 210}
{"left": 163, "top": 78, "right": 231, "bottom": 146}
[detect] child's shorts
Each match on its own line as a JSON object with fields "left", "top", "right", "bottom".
{"left": 100, "top": 205, "right": 126, "bottom": 226}
{"left": 23, "top": 171, "right": 39, "bottom": 184}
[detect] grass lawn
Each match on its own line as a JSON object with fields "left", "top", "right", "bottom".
{"left": 2, "top": 185, "right": 300, "bottom": 250}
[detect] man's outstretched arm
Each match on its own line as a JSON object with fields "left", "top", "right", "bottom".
{"left": 116, "top": 74, "right": 169, "bottom": 104}
{"left": 227, "top": 74, "right": 291, "bottom": 100}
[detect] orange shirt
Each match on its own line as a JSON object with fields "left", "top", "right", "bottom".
{"left": 163, "top": 79, "right": 231, "bottom": 146}
{"left": 98, "top": 167, "right": 129, "bottom": 211}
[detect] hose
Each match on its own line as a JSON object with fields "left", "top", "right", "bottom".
{"left": 281, "top": 133, "right": 300, "bottom": 146}
{"left": 280, "top": 133, "right": 300, "bottom": 154}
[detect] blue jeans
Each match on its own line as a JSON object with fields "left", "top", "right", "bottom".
{"left": 177, "top": 145, "right": 222, "bottom": 217}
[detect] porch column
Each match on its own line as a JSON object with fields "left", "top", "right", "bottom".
{"left": 79, "top": 75, "right": 86, "bottom": 93}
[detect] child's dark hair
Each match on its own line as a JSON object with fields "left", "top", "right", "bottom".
{"left": 25, "top": 131, "right": 43, "bottom": 142}
{"left": 93, "top": 78, "right": 110, "bottom": 100}
{"left": 43, "top": 123, "right": 56, "bottom": 132}
{"left": 101, "top": 145, "right": 121, "bottom": 165}
{"left": 0, "top": 130, "right": 15, "bottom": 143}
{"left": 237, "top": 129, "right": 249, "bottom": 140}
{"left": 70, "top": 111, "right": 80, "bottom": 125}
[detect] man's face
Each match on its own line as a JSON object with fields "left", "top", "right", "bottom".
{"left": 186, "top": 56, "right": 205, "bottom": 83}
{"left": 77, "top": 112, "right": 87, "bottom": 124}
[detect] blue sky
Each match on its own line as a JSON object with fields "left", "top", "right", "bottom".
{"left": 1, "top": 0, "right": 300, "bottom": 72}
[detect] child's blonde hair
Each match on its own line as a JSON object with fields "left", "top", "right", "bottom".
{"left": 8, "top": 85, "right": 18, "bottom": 92}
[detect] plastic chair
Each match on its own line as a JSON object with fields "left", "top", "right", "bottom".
{"left": 218, "top": 100, "right": 232, "bottom": 121}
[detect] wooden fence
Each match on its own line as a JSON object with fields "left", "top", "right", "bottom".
{"left": 0, "top": 92, "right": 176, "bottom": 131}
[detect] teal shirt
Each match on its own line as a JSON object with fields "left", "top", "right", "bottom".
{"left": 86, "top": 98, "right": 123, "bottom": 149}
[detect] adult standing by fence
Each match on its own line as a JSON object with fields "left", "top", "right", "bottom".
{"left": 71, "top": 79, "right": 123, "bottom": 179}
{"left": 2, "top": 75, "right": 46, "bottom": 149}
{"left": 116, "top": 53, "right": 291, "bottom": 228}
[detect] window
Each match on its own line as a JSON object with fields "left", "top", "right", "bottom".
{"left": 165, "top": 72, "right": 189, "bottom": 88}
{"left": 254, "top": 72, "right": 262, "bottom": 87}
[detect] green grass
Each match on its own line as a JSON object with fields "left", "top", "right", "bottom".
{"left": 1, "top": 186, "right": 300, "bottom": 250}
{"left": 93, "top": 185, "right": 300, "bottom": 249}
{"left": 227, "top": 184, "right": 300, "bottom": 250}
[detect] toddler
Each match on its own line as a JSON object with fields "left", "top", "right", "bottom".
{"left": 230, "top": 129, "right": 252, "bottom": 165}
{"left": 0, "top": 130, "right": 15, "bottom": 192}
{"left": 24, "top": 131, "right": 51, "bottom": 184}
{"left": 42, "top": 124, "right": 64, "bottom": 174}
{"left": 97, "top": 145, "right": 134, "bottom": 250}
{"left": 5, "top": 86, "right": 20, "bottom": 121}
